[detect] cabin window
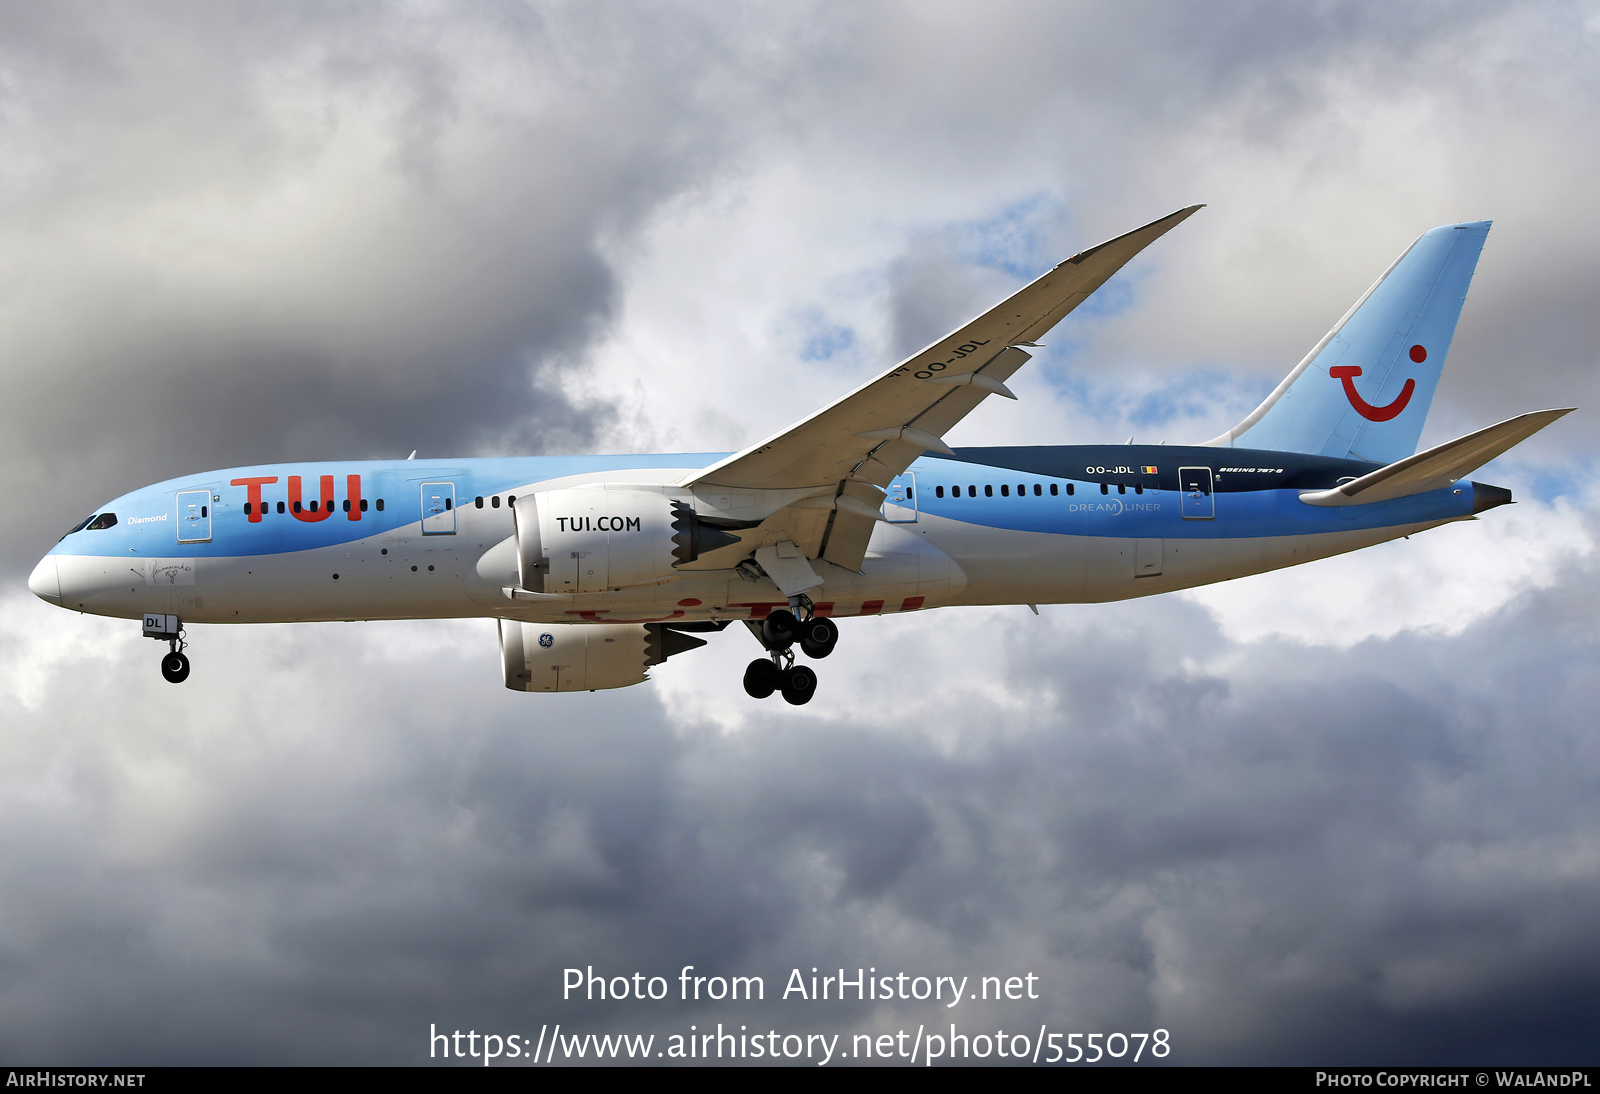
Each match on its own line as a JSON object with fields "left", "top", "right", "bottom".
{"left": 1017, "top": 484, "right": 1025, "bottom": 495}
{"left": 1000, "top": 484, "right": 1009, "bottom": 497}
{"left": 1034, "top": 484, "right": 1042, "bottom": 496}
{"left": 1118, "top": 484, "right": 1126, "bottom": 495}
{"left": 293, "top": 501, "right": 302, "bottom": 513}
{"left": 508, "top": 495, "right": 516, "bottom": 505}
{"left": 342, "top": 499, "right": 351, "bottom": 512}
{"left": 492, "top": 496, "right": 502, "bottom": 508}
{"left": 376, "top": 499, "right": 385, "bottom": 512}
{"left": 277, "top": 501, "right": 285, "bottom": 514}
{"left": 1068, "top": 483, "right": 1075, "bottom": 496}
{"left": 475, "top": 496, "right": 484, "bottom": 508}
{"left": 445, "top": 498, "right": 452, "bottom": 510}
{"left": 1049, "top": 483, "right": 1058, "bottom": 496}
{"left": 87, "top": 513, "right": 117, "bottom": 530}
{"left": 244, "top": 503, "right": 251, "bottom": 515}
{"left": 360, "top": 499, "right": 368, "bottom": 511}
{"left": 967, "top": 486, "right": 975, "bottom": 497}
{"left": 1135, "top": 484, "right": 1143, "bottom": 495}
{"left": 905, "top": 486, "right": 913, "bottom": 499}
{"left": 309, "top": 500, "right": 319, "bottom": 513}
{"left": 1100, "top": 483, "right": 1108, "bottom": 495}
{"left": 984, "top": 485, "right": 993, "bottom": 497}
{"left": 935, "top": 486, "right": 944, "bottom": 498}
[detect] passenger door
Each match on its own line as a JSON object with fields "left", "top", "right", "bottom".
{"left": 421, "top": 483, "right": 456, "bottom": 535}
{"left": 176, "top": 490, "right": 212, "bottom": 543}
{"left": 883, "top": 472, "right": 918, "bottom": 524}
{"left": 1179, "top": 467, "right": 1215, "bottom": 520}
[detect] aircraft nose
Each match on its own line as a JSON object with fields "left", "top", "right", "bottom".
{"left": 28, "top": 556, "right": 61, "bottom": 605}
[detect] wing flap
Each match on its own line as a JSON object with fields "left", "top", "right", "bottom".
{"left": 906, "top": 345, "right": 1033, "bottom": 442}
{"left": 817, "top": 480, "right": 890, "bottom": 571}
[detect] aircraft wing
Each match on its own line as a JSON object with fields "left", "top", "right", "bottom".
{"left": 684, "top": 204, "right": 1203, "bottom": 570}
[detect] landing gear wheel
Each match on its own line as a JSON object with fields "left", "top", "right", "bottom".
{"left": 743, "top": 658, "right": 781, "bottom": 699}
{"left": 780, "top": 664, "right": 817, "bottom": 706}
{"left": 161, "top": 651, "right": 190, "bottom": 684}
{"left": 798, "top": 617, "right": 838, "bottom": 659}
{"left": 762, "top": 609, "right": 800, "bottom": 650}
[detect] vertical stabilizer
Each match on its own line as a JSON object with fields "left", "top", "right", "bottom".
{"left": 1206, "top": 222, "right": 1490, "bottom": 464}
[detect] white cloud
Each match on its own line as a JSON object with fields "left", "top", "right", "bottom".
{"left": 1186, "top": 478, "right": 1598, "bottom": 648}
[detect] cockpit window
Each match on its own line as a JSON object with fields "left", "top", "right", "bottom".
{"left": 86, "top": 513, "right": 117, "bottom": 530}
{"left": 59, "top": 515, "right": 96, "bottom": 541}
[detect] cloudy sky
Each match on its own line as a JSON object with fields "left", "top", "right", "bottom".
{"left": 2, "top": 0, "right": 1598, "bottom": 1066}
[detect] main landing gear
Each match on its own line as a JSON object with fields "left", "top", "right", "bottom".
{"left": 143, "top": 613, "right": 190, "bottom": 684}
{"left": 743, "top": 596, "right": 838, "bottom": 706}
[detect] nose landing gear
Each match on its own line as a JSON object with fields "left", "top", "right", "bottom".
{"left": 143, "top": 613, "right": 190, "bottom": 684}
{"left": 742, "top": 595, "right": 833, "bottom": 705}
{"left": 161, "top": 649, "right": 191, "bottom": 684}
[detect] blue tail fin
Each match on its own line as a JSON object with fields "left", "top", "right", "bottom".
{"left": 1207, "top": 221, "right": 1490, "bottom": 464}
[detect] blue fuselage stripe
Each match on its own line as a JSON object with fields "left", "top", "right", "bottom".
{"left": 51, "top": 445, "right": 1475, "bottom": 559}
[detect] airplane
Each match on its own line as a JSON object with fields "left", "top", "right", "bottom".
{"left": 28, "top": 205, "right": 1573, "bottom": 705}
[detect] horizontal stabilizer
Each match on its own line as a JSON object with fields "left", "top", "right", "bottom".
{"left": 1299, "top": 408, "right": 1573, "bottom": 507}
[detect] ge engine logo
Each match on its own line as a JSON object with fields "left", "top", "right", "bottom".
{"left": 538, "top": 632, "right": 554, "bottom": 648}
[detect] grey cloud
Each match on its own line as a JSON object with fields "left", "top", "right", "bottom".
{"left": 3, "top": 516, "right": 1599, "bottom": 1063}
{"left": 7, "top": 0, "right": 1592, "bottom": 559}
{"left": 1442, "top": 252, "right": 1600, "bottom": 438}
{"left": 885, "top": 233, "right": 1017, "bottom": 360}
{"left": 792, "top": 1, "right": 1600, "bottom": 449}
{"left": 0, "top": 2, "right": 763, "bottom": 567}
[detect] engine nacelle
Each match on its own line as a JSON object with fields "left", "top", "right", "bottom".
{"left": 499, "top": 621, "right": 707, "bottom": 692}
{"left": 512, "top": 487, "right": 742, "bottom": 594}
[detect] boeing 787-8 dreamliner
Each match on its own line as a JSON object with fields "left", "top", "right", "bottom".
{"left": 30, "top": 206, "right": 1571, "bottom": 704}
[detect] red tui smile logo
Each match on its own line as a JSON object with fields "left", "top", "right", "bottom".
{"left": 1329, "top": 344, "right": 1424, "bottom": 422}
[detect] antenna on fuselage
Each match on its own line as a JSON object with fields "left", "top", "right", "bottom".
{"left": 407, "top": 451, "right": 417, "bottom": 460}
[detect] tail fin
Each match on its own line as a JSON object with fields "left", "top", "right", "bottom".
{"left": 1206, "top": 221, "right": 1491, "bottom": 464}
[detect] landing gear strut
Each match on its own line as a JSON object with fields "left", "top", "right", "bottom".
{"left": 742, "top": 595, "right": 834, "bottom": 705}
{"left": 143, "top": 613, "right": 190, "bottom": 684}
